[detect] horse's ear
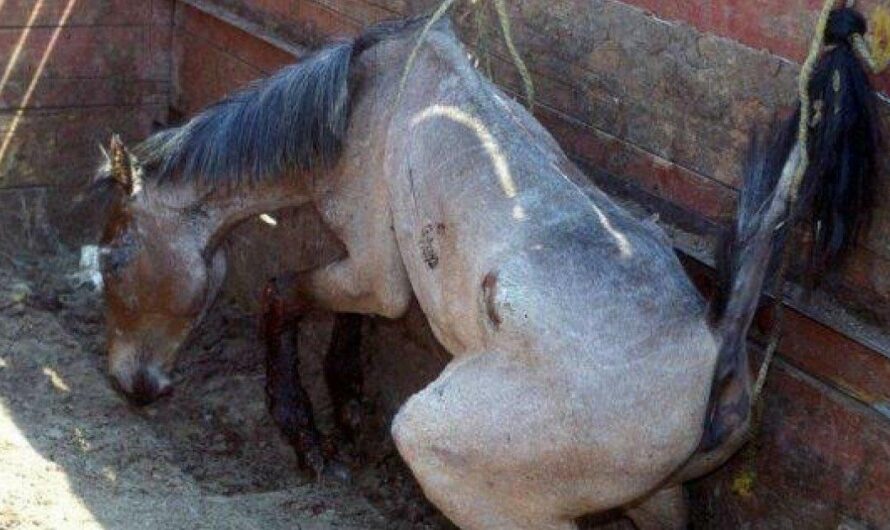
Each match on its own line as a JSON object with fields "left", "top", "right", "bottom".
{"left": 108, "top": 134, "right": 142, "bottom": 196}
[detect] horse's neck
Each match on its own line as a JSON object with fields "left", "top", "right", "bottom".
{"left": 146, "top": 177, "right": 310, "bottom": 250}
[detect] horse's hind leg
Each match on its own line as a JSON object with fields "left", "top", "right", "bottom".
{"left": 624, "top": 486, "right": 688, "bottom": 530}
{"left": 324, "top": 312, "right": 365, "bottom": 439}
{"left": 391, "top": 353, "right": 580, "bottom": 530}
{"left": 260, "top": 279, "right": 347, "bottom": 481}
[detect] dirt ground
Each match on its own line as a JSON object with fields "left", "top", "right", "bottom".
{"left": 0, "top": 243, "right": 646, "bottom": 530}
{"left": 0, "top": 250, "right": 457, "bottom": 530}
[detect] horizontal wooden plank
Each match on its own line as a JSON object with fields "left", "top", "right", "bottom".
{"left": 307, "top": 0, "right": 399, "bottom": 24}
{"left": 0, "top": 21, "right": 171, "bottom": 109}
{"left": 0, "top": 105, "right": 165, "bottom": 189}
{"left": 679, "top": 255, "right": 890, "bottom": 402}
{"left": 177, "top": 0, "right": 308, "bottom": 58}
{"left": 173, "top": 5, "right": 296, "bottom": 115}
{"left": 0, "top": 25, "right": 165, "bottom": 83}
{"left": 489, "top": 0, "right": 796, "bottom": 187}
{"left": 768, "top": 309, "right": 890, "bottom": 405}
{"left": 208, "top": 0, "right": 366, "bottom": 46}
{"left": 617, "top": 0, "right": 890, "bottom": 95}
{"left": 537, "top": 106, "right": 738, "bottom": 223}
{"left": 173, "top": 32, "right": 266, "bottom": 114}
{"left": 0, "top": 78, "right": 168, "bottom": 110}
{"left": 618, "top": 0, "right": 835, "bottom": 63}
{"left": 0, "top": 0, "right": 153, "bottom": 28}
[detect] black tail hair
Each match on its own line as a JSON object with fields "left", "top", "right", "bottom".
{"left": 798, "top": 7, "right": 880, "bottom": 278}
{"left": 703, "top": 7, "right": 881, "bottom": 450}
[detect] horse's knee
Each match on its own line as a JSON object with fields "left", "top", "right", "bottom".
{"left": 391, "top": 393, "right": 452, "bottom": 476}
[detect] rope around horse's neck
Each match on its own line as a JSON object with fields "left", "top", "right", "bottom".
{"left": 751, "top": 0, "right": 839, "bottom": 402}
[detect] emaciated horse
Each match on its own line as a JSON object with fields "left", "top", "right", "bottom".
{"left": 92, "top": 11, "right": 876, "bottom": 530}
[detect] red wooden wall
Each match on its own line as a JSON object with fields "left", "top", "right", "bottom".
{"left": 168, "top": 2, "right": 890, "bottom": 528}
{"left": 0, "top": 0, "right": 172, "bottom": 250}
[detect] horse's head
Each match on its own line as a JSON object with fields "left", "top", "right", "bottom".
{"left": 96, "top": 135, "right": 226, "bottom": 406}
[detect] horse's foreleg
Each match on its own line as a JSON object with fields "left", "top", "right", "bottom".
{"left": 260, "top": 279, "right": 343, "bottom": 481}
{"left": 324, "top": 312, "right": 365, "bottom": 439}
{"left": 260, "top": 269, "right": 371, "bottom": 441}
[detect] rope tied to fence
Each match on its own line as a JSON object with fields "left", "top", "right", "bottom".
{"left": 398, "top": 0, "right": 535, "bottom": 109}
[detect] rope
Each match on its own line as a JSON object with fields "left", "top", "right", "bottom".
{"left": 791, "top": 0, "right": 838, "bottom": 201}
{"left": 398, "top": 0, "right": 535, "bottom": 109}
{"left": 493, "top": 0, "right": 535, "bottom": 109}
{"left": 397, "top": 0, "right": 458, "bottom": 104}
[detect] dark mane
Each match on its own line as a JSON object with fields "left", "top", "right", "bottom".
{"left": 147, "top": 41, "right": 352, "bottom": 185}
{"left": 114, "top": 16, "right": 432, "bottom": 187}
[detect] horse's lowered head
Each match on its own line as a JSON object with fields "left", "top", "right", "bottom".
{"left": 91, "top": 32, "right": 369, "bottom": 405}
{"left": 94, "top": 135, "right": 227, "bottom": 406}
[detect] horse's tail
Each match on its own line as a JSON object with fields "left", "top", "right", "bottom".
{"left": 698, "top": 118, "right": 799, "bottom": 453}
{"left": 697, "top": 6, "right": 879, "bottom": 457}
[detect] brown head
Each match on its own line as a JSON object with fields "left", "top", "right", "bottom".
{"left": 96, "top": 135, "right": 227, "bottom": 406}
{"left": 93, "top": 26, "right": 388, "bottom": 403}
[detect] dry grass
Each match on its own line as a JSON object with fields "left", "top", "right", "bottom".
{"left": 867, "top": 3, "right": 890, "bottom": 71}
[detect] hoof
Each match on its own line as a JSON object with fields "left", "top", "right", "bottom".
{"left": 299, "top": 446, "right": 326, "bottom": 480}
{"left": 322, "top": 459, "right": 353, "bottom": 485}
{"left": 337, "top": 399, "right": 363, "bottom": 437}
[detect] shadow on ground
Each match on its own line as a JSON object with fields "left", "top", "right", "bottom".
{"left": 0, "top": 250, "right": 454, "bottom": 529}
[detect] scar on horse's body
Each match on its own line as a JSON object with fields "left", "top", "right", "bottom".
{"left": 91, "top": 12, "right": 866, "bottom": 529}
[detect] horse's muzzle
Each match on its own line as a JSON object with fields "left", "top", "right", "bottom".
{"left": 112, "top": 366, "right": 173, "bottom": 406}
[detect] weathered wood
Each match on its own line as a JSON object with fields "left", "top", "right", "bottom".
{"left": 0, "top": 105, "right": 165, "bottom": 188}
{"left": 0, "top": 25, "right": 169, "bottom": 83}
{"left": 177, "top": 0, "right": 309, "bottom": 58}
{"left": 0, "top": 0, "right": 153, "bottom": 28}
{"left": 619, "top": 0, "right": 890, "bottom": 94}
{"left": 173, "top": 5, "right": 295, "bottom": 114}
{"left": 688, "top": 359, "right": 890, "bottom": 529}
{"left": 0, "top": 1, "right": 173, "bottom": 249}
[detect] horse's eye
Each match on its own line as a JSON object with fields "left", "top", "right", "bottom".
{"left": 101, "top": 233, "right": 140, "bottom": 277}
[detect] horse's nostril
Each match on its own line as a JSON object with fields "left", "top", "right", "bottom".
{"left": 125, "top": 368, "right": 173, "bottom": 406}
{"left": 156, "top": 378, "right": 173, "bottom": 399}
